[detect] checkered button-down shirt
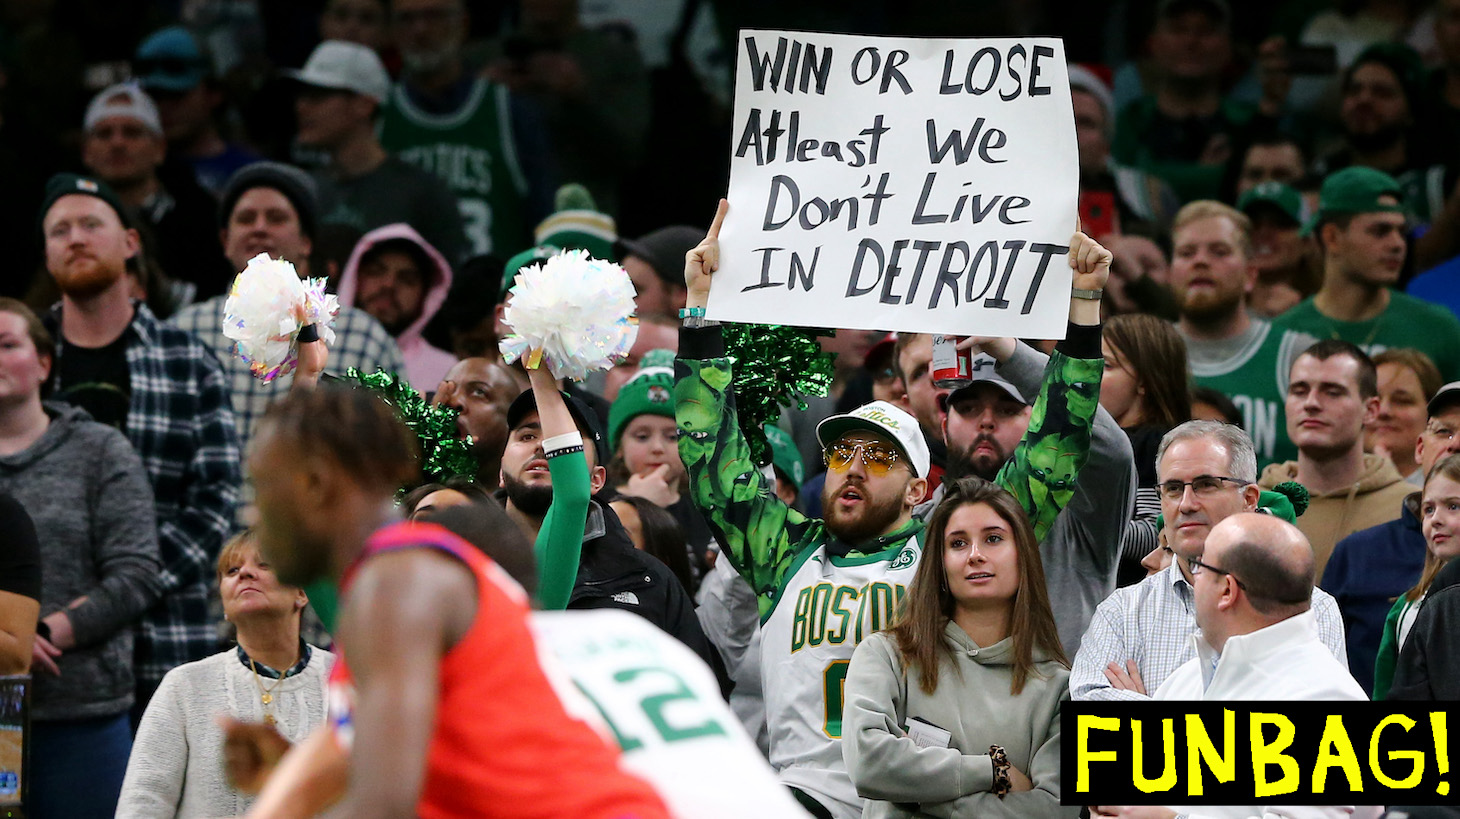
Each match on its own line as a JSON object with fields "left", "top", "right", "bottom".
{"left": 47, "top": 303, "right": 242, "bottom": 687}
{"left": 1069, "top": 562, "right": 1348, "bottom": 701}
{"left": 170, "top": 296, "right": 406, "bottom": 447}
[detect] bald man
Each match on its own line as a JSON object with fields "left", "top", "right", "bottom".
{"left": 1093, "top": 515, "right": 1368, "bottom": 819}
{"left": 1160, "top": 513, "right": 1363, "bottom": 701}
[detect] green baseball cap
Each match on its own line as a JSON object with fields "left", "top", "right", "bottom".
{"left": 1237, "top": 181, "right": 1304, "bottom": 227}
{"left": 764, "top": 424, "right": 805, "bottom": 490}
{"left": 1302, "top": 166, "right": 1405, "bottom": 237}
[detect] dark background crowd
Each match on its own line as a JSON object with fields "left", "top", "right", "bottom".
{"left": 6, "top": 0, "right": 1460, "bottom": 817}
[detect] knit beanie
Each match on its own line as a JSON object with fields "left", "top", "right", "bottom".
{"left": 39, "top": 173, "right": 132, "bottom": 232}
{"left": 608, "top": 349, "right": 677, "bottom": 451}
{"left": 533, "top": 183, "right": 617, "bottom": 261}
{"left": 218, "top": 161, "right": 319, "bottom": 240}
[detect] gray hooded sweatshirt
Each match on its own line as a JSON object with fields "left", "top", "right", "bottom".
{"left": 843, "top": 623, "right": 1076, "bottom": 818}
{"left": 0, "top": 403, "right": 162, "bottom": 720}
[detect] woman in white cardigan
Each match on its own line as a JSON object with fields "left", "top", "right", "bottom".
{"left": 117, "top": 531, "right": 335, "bottom": 818}
{"left": 843, "top": 477, "right": 1076, "bottom": 818}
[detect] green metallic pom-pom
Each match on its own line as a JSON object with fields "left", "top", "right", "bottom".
{"left": 723, "top": 324, "right": 836, "bottom": 465}
{"left": 340, "top": 368, "right": 478, "bottom": 485}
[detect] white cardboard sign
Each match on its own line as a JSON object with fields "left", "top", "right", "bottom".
{"left": 709, "top": 30, "right": 1079, "bottom": 338}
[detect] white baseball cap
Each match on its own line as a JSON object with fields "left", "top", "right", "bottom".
{"left": 83, "top": 82, "right": 162, "bottom": 135}
{"left": 816, "top": 400, "right": 931, "bottom": 478}
{"left": 284, "top": 40, "right": 390, "bottom": 102}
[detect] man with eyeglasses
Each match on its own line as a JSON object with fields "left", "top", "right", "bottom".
{"left": 1071, "top": 420, "right": 1346, "bottom": 702}
{"left": 1092, "top": 513, "right": 1364, "bottom": 819}
{"left": 674, "top": 201, "right": 1110, "bottom": 819}
{"left": 1322, "top": 379, "right": 1460, "bottom": 693}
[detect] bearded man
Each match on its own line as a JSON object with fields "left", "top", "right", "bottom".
{"left": 1173, "top": 199, "right": 1317, "bottom": 468}
{"left": 39, "top": 172, "right": 241, "bottom": 719}
{"left": 674, "top": 199, "right": 1115, "bottom": 819}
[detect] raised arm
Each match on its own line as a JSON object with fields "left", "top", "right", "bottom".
{"left": 975, "top": 231, "right": 1112, "bottom": 540}
{"left": 527, "top": 358, "right": 589, "bottom": 610}
{"left": 675, "top": 200, "right": 815, "bottom": 615}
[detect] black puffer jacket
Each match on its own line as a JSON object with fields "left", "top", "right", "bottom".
{"left": 570, "top": 502, "right": 727, "bottom": 689}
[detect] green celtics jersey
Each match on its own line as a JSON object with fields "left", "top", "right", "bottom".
{"left": 674, "top": 345, "right": 1100, "bottom": 819}
{"left": 1184, "top": 318, "right": 1311, "bottom": 468}
{"left": 1274, "top": 292, "right": 1460, "bottom": 381}
{"left": 379, "top": 78, "right": 530, "bottom": 258}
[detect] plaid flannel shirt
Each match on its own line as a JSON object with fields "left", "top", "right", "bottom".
{"left": 170, "top": 296, "right": 406, "bottom": 447}
{"left": 47, "top": 303, "right": 242, "bottom": 687}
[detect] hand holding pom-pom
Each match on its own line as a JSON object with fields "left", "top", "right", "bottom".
{"left": 222, "top": 254, "right": 340, "bottom": 382}
{"left": 499, "top": 249, "right": 638, "bottom": 381}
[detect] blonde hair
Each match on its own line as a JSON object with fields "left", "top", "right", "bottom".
{"left": 1172, "top": 200, "right": 1254, "bottom": 259}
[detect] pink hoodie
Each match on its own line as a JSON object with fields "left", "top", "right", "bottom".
{"left": 337, "top": 223, "right": 458, "bottom": 390}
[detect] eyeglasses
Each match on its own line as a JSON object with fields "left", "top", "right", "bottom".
{"left": 1158, "top": 475, "right": 1249, "bottom": 501}
{"left": 1186, "top": 556, "right": 1247, "bottom": 590}
{"left": 824, "top": 441, "right": 902, "bottom": 475}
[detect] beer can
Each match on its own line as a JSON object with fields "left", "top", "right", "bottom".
{"left": 931, "top": 334, "right": 971, "bottom": 388}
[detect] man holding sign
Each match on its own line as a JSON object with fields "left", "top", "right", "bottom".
{"left": 674, "top": 197, "right": 1111, "bottom": 818}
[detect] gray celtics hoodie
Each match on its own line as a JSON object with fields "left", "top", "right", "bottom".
{"left": 0, "top": 403, "right": 162, "bottom": 720}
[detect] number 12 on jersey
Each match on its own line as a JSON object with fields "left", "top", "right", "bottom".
{"left": 573, "top": 665, "right": 728, "bottom": 751}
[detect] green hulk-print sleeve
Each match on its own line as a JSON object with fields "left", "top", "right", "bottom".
{"left": 535, "top": 444, "right": 589, "bottom": 610}
{"left": 676, "top": 357, "right": 818, "bottom": 617}
{"left": 993, "top": 350, "right": 1103, "bottom": 540}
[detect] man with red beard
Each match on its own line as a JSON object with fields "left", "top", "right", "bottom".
{"left": 38, "top": 173, "right": 242, "bottom": 720}
{"left": 1172, "top": 199, "right": 1315, "bottom": 468}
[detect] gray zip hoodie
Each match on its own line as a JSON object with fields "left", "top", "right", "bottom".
{"left": 0, "top": 403, "right": 162, "bottom": 720}
{"left": 843, "top": 624, "right": 1076, "bottom": 818}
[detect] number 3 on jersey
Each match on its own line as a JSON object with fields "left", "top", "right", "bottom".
{"left": 823, "top": 660, "right": 849, "bottom": 738}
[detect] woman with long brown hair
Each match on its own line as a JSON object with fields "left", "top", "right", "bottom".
{"left": 1100, "top": 313, "right": 1193, "bottom": 586}
{"left": 1372, "top": 451, "right": 1460, "bottom": 699}
{"left": 842, "top": 477, "right": 1074, "bottom": 818}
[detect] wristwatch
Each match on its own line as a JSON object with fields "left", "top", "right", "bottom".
{"left": 1071, "top": 288, "right": 1104, "bottom": 301}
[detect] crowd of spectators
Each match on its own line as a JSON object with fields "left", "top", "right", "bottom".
{"left": 5, "top": 0, "right": 1460, "bottom": 817}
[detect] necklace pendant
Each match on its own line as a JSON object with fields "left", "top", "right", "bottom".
{"left": 264, "top": 713, "right": 275, "bottom": 726}
{"left": 261, "top": 693, "right": 273, "bottom": 705}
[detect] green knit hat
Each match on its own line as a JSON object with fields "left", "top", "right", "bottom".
{"left": 534, "top": 183, "right": 617, "bottom": 262}
{"left": 608, "top": 349, "right": 677, "bottom": 451}
{"left": 764, "top": 424, "right": 805, "bottom": 489}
